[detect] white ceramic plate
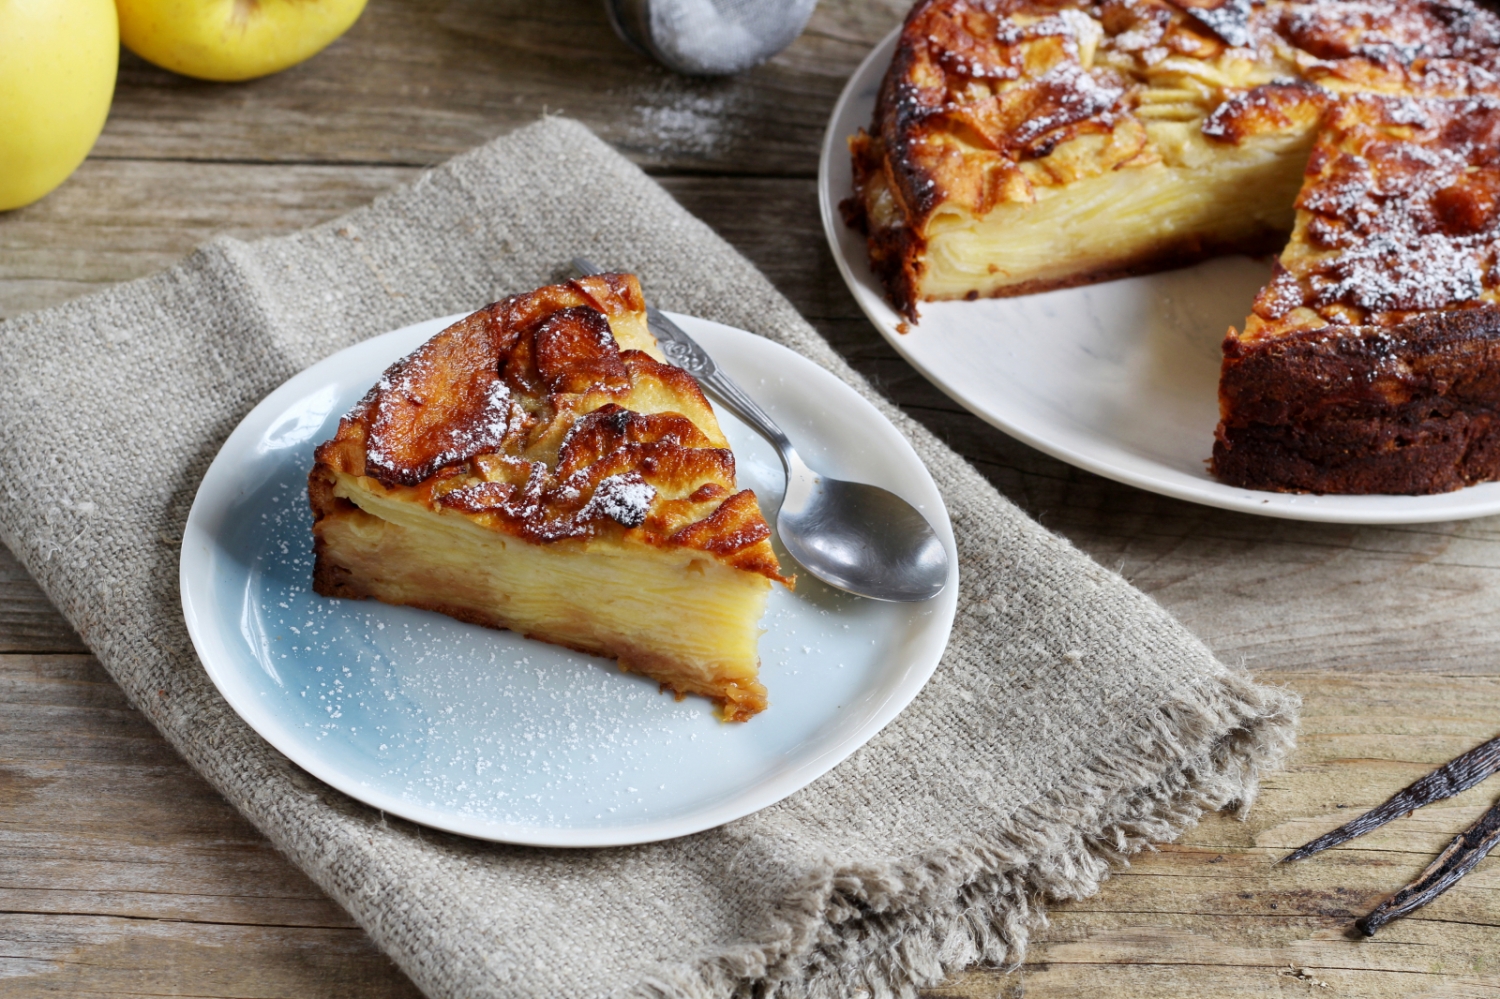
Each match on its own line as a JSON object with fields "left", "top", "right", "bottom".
{"left": 181, "top": 312, "right": 958, "bottom": 847}
{"left": 819, "top": 29, "right": 1500, "bottom": 524}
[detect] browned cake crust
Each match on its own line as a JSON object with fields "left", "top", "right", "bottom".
{"left": 1215, "top": 306, "right": 1500, "bottom": 493}
{"left": 842, "top": 0, "right": 1176, "bottom": 317}
{"left": 310, "top": 274, "right": 787, "bottom": 577}
{"left": 846, "top": 0, "right": 1500, "bottom": 319}
{"left": 840, "top": 0, "right": 1300, "bottom": 317}
{"left": 1215, "top": 92, "right": 1500, "bottom": 493}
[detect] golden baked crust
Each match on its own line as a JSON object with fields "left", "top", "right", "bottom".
{"left": 844, "top": 0, "right": 1500, "bottom": 318}
{"left": 309, "top": 274, "right": 789, "bottom": 720}
{"left": 312, "top": 274, "right": 786, "bottom": 576}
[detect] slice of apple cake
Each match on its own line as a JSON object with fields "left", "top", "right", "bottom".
{"left": 309, "top": 274, "right": 789, "bottom": 721}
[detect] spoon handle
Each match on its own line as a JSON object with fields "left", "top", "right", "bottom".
{"left": 644, "top": 306, "right": 795, "bottom": 459}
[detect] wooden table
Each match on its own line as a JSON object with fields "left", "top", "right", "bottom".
{"left": 2, "top": 2, "right": 1497, "bottom": 995}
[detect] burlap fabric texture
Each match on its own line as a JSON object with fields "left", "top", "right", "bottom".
{"left": 0, "top": 117, "right": 1297, "bottom": 999}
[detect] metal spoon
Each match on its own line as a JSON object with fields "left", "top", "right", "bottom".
{"left": 573, "top": 259, "right": 949, "bottom": 602}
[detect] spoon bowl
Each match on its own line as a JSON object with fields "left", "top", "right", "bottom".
{"left": 777, "top": 453, "right": 949, "bottom": 602}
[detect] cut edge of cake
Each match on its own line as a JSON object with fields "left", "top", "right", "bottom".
{"left": 1213, "top": 307, "right": 1500, "bottom": 493}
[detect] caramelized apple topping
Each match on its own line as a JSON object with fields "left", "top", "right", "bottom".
{"left": 1250, "top": 94, "right": 1500, "bottom": 333}
{"left": 843, "top": 0, "right": 1500, "bottom": 317}
{"left": 312, "top": 274, "right": 787, "bottom": 582}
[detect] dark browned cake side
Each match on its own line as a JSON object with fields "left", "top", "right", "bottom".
{"left": 1213, "top": 307, "right": 1500, "bottom": 494}
{"left": 1215, "top": 90, "right": 1500, "bottom": 494}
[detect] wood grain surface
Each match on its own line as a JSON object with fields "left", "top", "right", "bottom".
{"left": 2, "top": 0, "right": 1498, "bottom": 995}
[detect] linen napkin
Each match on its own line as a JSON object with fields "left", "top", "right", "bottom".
{"left": 0, "top": 116, "right": 1296, "bottom": 999}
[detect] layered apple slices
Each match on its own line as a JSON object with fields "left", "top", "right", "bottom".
{"left": 308, "top": 274, "right": 790, "bottom": 721}
{"left": 845, "top": 0, "right": 1500, "bottom": 494}
{"left": 843, "top": 0, "right": 1500, "bottom": 320}
{"left": 843, "top": 0, "right": 1324, "bottom": 317}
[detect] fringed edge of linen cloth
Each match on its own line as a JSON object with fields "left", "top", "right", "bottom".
{"left": 631, "top": 668, "right": 1298, "bottom": 999}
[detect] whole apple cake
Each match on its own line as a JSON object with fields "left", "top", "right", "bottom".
{"left": 843, "top": 0, "right": 1500, "bottom": 494}
{"left": 309, "top": 274, "right": 790, "bottom": 721}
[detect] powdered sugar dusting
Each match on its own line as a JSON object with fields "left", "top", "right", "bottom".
{"left": 1181, "top": 0, "right": 1253, "bottom": 48}
{"left": 1280, "top": 95, "right": 1500, "bottom": 316}
{"left": 1010, "top": 63, "right": 1124, "bottom": 149}
{"left": 1310, "top": 230, "right": 1485, "bottom": 313}
{"left": 582, "top": 473, "right": 656, "bottom": 529}
{"left": 1285, "top": 0, "right": 1500, "bottom": 63}
{"left": 364, "top": 354, "right": 521, "bottom": 485}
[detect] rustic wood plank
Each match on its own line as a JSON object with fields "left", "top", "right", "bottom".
{"left": 0, "top": 546, "right": 85, "bottom": 655}
{"left": 0, "top": 654, "right": 423, "bottom": 996}
{"left": 942, "top": 671, "right": 1500, "bottom": 998}
{"left": 0, "top": 656, "right": 357, "bottom": 926}
{"left": 0, "top": 914, "right": 421, "bottom": 999}
{"left": 90, "top": 0, "right": 909, "bottom": 177}
{"left": 0, "top": 160, "right": 418, "bottom": 320}
{"left": 4, "top": 651, "right": 1497, "bottom": 997}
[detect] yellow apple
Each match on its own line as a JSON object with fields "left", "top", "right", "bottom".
{"left": 117, "top": 0, "right": 369, "bottom": 83}
{"left": 0, "top": 0, "right": 119, "bottom": 212}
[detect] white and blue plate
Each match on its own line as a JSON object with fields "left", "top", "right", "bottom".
{"left": 181, "top": 312, "right": 958, "bottom": 847}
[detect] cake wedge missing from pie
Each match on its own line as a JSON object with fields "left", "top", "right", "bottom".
{"left": 308, "top": 274, "right": 790, "bottom": 721}
{"left": 844, "top": 0, "right": 1500, "bottom": 495}
{"left": 843, "top": 0, "right": 1500, "bottom": 320}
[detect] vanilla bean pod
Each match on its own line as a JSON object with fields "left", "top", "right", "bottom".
{"left": 1355, "top": 795, "right": 1500, "bottom": 935}
{"left": 1281, "top": 733, "right": 1500, "bottom": 864}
